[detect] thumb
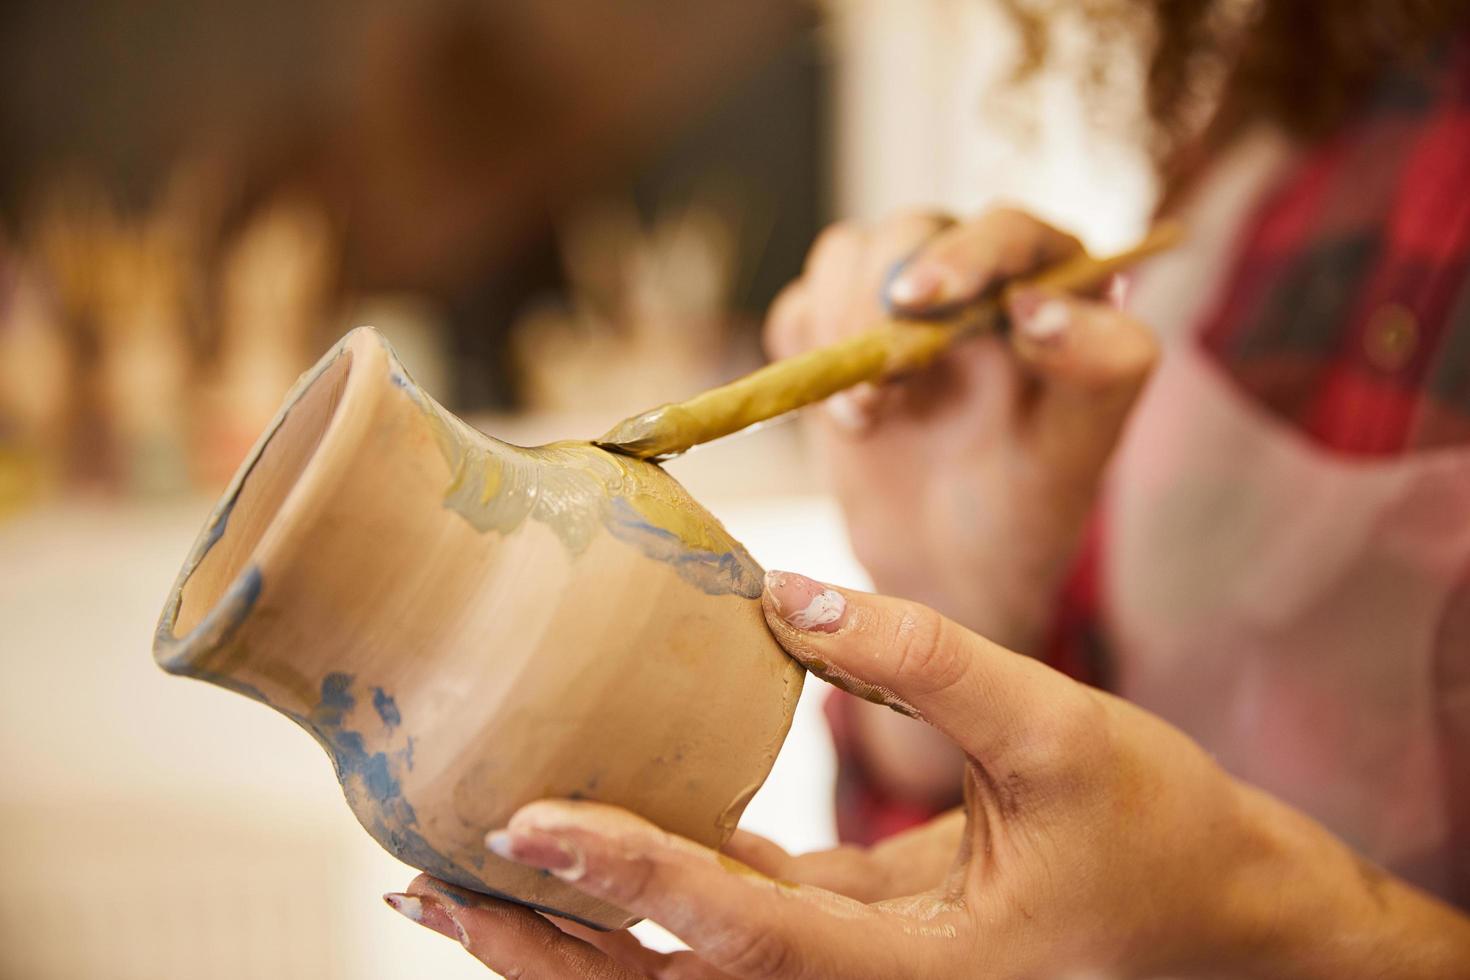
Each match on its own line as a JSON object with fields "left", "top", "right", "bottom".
{"left": 761, "top": 571, "right": 1092, "bottom": 765}
{"left": 1005, "top": 286, "right": 1158, "bottom": 489}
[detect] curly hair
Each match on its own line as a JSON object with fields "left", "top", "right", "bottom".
{"left": 1002, "top": 0, "right": 1470, "bottom": 190}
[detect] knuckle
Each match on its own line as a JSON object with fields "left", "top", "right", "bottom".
{"left": 1061, "top": 310, "right": 1161, "bottom": 394}
{"left": 762, "top": 282, "right": 807, "bottom": 356}
{"left": 1021, "top": 685, "right": 1113, "bottom": 773}
{"left": 979, "top": 202, "right": 1032, "bottom": 227}
{"left": 1126, "top": 320, "right": 1162, "bottom": 375}
{"left": 886, "top": 605, "right": 966, "bottom": 695}
{"left": 879, "top": 208, "right": 952, "bottom": 245}
{"left": 657, "top": 952, "right": 726, "bottom": 980}
{"left": 596, "top": 850, "right": 659, "bottom": 909}
{"left": 807, "top": 220, "right": 862, "bottom": 269}
{"left": 978, "top": 204, "right": 1080, "bottom": 258}
{"left": 1053, "top": 689, "right": 1109, "bottom": 750}
{"left": 975, "top": 203, "right": 1046, "bottom": 243}
{"left": 1105, "top": 315, "right": 1164, "bottom": 387}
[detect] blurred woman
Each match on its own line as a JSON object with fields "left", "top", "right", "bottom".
{"left": 391, "top": 3, "right": 1470, "bottom": 975}
{"left": 802, "top": 0, "right": 1470, "bottom": 908}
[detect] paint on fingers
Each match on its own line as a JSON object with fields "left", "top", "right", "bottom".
{"left": 800, "top": 654, "right": 922, "bottom": 720}
{"left": 765, "top": 571, "right": 848, "bottom": 633}
{"left": 763, "top": 572, "right": 920, "bottom": 718}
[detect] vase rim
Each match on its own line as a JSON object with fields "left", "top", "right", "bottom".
{"left": 154, "top": 326, "right": 392, "bottom": 674}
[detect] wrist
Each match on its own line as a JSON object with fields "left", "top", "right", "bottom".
{"left": 1175, "top": 783, "right": 1470, "bottom": 980}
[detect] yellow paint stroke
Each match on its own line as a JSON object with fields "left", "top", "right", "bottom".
{"left": 392, "top": 373, "right": 762, "bottom": 595}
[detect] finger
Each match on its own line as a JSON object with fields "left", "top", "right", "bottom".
{"left": 806, "top": 213, "right": 951, "bottom": 350}
{"left": 398, "top": 876, "right": 645, "bottom": 979}
{"left": 761, "top": 571, "right": 1096, "bottom": 768}
{"left": 823, "top": 382, "right": 884, "bottom": 435}
{"left": 887, "top": 207, "right": 1083, "bottom": 315}
{"left": 762, "top": 278, "right": 810, "bottom": 360}
{"left": 718, "top": 829, "right": 792, "bottom": 874}
{"left": 723, "top": 813, "right": 965, "bottom": 904}
{"left": 551, "top": 918, "right": 728, "bottom": 980}
{"left": 799, "top": 218, "right": 928, "bottom": 435}
{"left": 721, "top": 831, "right": 886, "bottom": 901}
{"left": 863, "top": 808, "right": 969, "bottom": 898}
{"left": 488, "top": 801, "right": 951, "bottom": 980}
{"left": 1006, "top": 287, "right": 1159, "bottom": 486}
{"left": 803, "top": 221, "right": 870, "bottom": 350}
{"left": 777, "top": 213, "right": 950, "bottom": 436}
{"left": 762, "top": 277, "right": 886, "bottom": 436}
{"left": 384, "top": 889, "right": 470, "bottom": 947}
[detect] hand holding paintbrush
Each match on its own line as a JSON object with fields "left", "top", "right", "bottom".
{"left": 596, "top": 220, "right": 1183, "bottom": 460}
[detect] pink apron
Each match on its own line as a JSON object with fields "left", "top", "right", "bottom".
{"left": 1106, "top": 340, "right": 1470, "bottom": 899}
{"left": 1103, "top": 117, "right": 1470, "bottom": 901}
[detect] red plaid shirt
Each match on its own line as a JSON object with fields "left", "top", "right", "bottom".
{"left": 830, "top": 35, "right": 1470, "bottom": 867}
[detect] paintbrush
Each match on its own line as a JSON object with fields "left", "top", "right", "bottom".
{"left": 596, "top": 220, "right": 1184, "bottom": 460}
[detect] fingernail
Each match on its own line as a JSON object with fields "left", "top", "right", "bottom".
{"left": 384, "top": 892, "right": 470, "bottom": 948}
{"left": 1107, "top": 273, "right": 1130, "bottom": 309}
{"left": 384, "top": 892, "right": 424, "bottom": 923}
{"left": 824, "top": 391, "right": 870, "bottom": 432}
{"left": 764, "top": 571, "right": 848, "bottom": 633}
{"left": 486, "top": 828, "right": 586, "bottom": 881}
{"left": 887, "top": 264, "right": 941, "bottom": 307}
{"left": 1009, "top": 288, "right": 1070, "bottom": 344}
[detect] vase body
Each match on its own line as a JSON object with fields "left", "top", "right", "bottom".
{"left": 154, "top": 327, "right": 803, "bottom": 929}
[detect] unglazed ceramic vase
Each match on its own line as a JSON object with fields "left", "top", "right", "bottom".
{"left": 154, "top": 327, "right": 804, "bottom": 929}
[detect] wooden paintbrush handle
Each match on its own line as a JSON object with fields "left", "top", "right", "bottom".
{"left": 875, "top": 218, "right": 1185, "bottom": 374}
{"left": 1011, "top": 219, "right": 1184, "bottom": 298}
{"left": 598, "top": 221, "right": 1183, "bottom": 459}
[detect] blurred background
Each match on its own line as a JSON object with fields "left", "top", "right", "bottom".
{"left": 0, "top": 1, "right": 1154, "bottom": 977}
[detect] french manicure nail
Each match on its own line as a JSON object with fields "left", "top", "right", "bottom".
{"left": 764, "top": 571, "right": 848, "bottom": 632}
{"left": 486, "top": 828, "right": 586, "bottom": 881}
{"left": 384, "top": 892, "right": 470, "bottom": 947}
{"left": 384, "top": 892, "right": 425, "bottom": 923}
{"left": 888, "top": 265, "right": 940, "bottom": 307}
{"left": 1010, "top": 288, "right": 1070, "bottom": 343}
{"left": 1107, "top": 273, "right": 1130, "bottom": 309}
{"left": 824, "top": 391, "right": 869, "bottom": 432}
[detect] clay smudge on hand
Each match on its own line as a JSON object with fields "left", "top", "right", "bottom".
{"left": 801, "top": 655, "right": 921, "bottom": 720}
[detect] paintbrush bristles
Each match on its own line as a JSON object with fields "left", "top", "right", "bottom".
{"left": 596, "top": 222, "right": 1185, "bottom": 460}
{"left": 595, "top": 404, "right": 699, "bottom": 459}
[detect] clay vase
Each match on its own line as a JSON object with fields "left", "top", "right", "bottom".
{"left": 153, "top": 327, "right": 804, "bottom": 929}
